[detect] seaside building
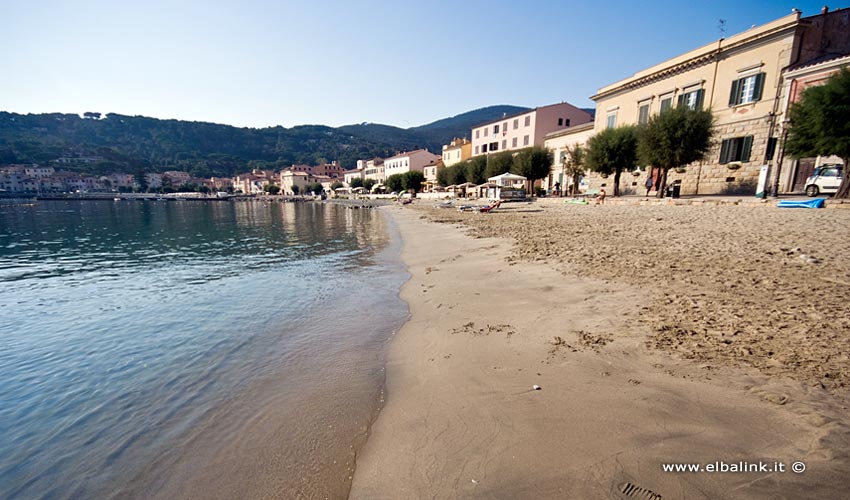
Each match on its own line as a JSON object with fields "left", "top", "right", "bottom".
{"left": 470, "top": 103, "right": 593, "bottom": 157}
{"left": 344, "top": 167, "right": 364, "bottom": 185}
{"left": 145, "top": 173, "right": 163, "bottom": 189}
{"left": 383, "top": 149, "right": 441, "bottom": 179}
{"left": 441, "top": 138, "right": 472, "bottom": 167}
{"left": 162, "top": 171, "right": 192, "bottom": 186}
{"left": 542, "top": 122, "right": 595, "bottom": 194}
{"left": 312, "top": 161, "right": 345, "bottom": 178}
{"left": 423, "top": 159, "right": 445, "bottom": 192}
{"left": 773, "top": 53, "right": 850, "bottom": 193}
{"left": 104, "top": 173, "right": 135, "bottom": 190}
{"left": 280, "top": 170, "right": 332, "bottom": 194}
{"left": 586, "top": 6, "right": 850, "bottom": 196}
{"left": 362, "top": 158, "right": 386, "bottom": 183}
{"left": 25, "top": 166, "right": 55, "bottom": 178}
{"left": 232, "top": 173, "right": 269, "bottom": 194}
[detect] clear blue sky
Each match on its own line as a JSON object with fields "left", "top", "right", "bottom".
{"left": 1, "top": 0, "right": 837, "bottom": 129}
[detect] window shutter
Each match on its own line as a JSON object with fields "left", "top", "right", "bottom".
{"left": 719, "top": 139, "right": 730, "bottom": 164}
{"left": 741, "top": 136, "right": 753, "bottom": 162}
{"left": 729, "top": 79, "right": 740, "bottom": 106}
{"left": 753, "top": 73, "right": 765, "bottom": 101}
{"left": 696, "top": 89, "right": 705, "bottom": 109}
{"left": 677, "top": 94, "right": 685, "bottom": 107}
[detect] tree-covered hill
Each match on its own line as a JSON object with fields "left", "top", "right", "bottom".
{"left": 0, "top": 105, "right": 540, "bottom": 178}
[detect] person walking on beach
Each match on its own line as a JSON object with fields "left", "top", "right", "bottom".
{"left": 645, "top": 175, "right": 653, "bottom": 197}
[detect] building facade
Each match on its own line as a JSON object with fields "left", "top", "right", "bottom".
{"left": 441, "top": 138, "right": 472, "bottom": 167}
{"left": 470, "top": 103, "right": 593, "bottom": 157}
{"left": 542, "top": 122, "right": 595, "bottom": 193}
{"left": 587, "top": 7, "right": 850, "bottom": 196}
{"left": 383, "top": 149, "right": 440, "bottom": 178}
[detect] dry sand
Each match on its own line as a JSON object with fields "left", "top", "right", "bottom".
{"left": 349, "top": 202, "right": 850, "bottom": 500}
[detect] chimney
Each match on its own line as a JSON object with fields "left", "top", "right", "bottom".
{"left": 821, "top": 5, "right": 829, "bottom": 14}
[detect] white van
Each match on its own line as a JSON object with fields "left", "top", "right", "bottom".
{"left": 805, "top": 165, "right": 843, "bottom": 196}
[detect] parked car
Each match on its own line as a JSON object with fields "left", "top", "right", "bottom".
{"left": 805, "top": 165, "right": 843, "bottom": 196}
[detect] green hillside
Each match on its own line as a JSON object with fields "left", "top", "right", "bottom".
{"left": 0, "top": 105, "right": 536, "bottom": 178}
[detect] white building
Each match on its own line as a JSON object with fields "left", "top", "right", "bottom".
{"left": 383, "top": 149, "right": 440, "bottom": 178}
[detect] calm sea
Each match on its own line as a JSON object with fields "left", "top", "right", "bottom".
{"left": 0, "top": 199, "right": 408, "bottom": 500}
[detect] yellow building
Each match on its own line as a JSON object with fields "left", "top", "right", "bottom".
{"left": 441, "top": 138, "right": 472, "bottom": 167}
{"left": 588, "top": 7, "right": 850, "bottom": 196}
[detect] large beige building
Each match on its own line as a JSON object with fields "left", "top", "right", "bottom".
{"left": 470, "top": 103, "right": 593, "bottom": 157}
{"left": 587, "top": 7, "right": 850, "bottom": 196}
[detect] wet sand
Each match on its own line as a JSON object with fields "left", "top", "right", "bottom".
{"left": 350, "top": 202, "right": 850, "bottom": 499}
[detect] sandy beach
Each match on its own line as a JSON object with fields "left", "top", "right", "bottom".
{"left": 350, "top": 200, "right": 850, "bottom": 499}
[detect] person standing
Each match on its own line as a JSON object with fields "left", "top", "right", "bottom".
{"left": 645, "top": 175, "right": 653, "bottom": 197}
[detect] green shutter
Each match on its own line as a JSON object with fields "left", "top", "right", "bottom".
{"left": 677, "top": 94, "right": 685, "bottom": 107}
{"left": 741, "top": 136, "right": 753, "bottom": 162}
{"left": 753, "top": 73, "right": 765, "bottom": 101}
{"left": 719, "top": 139, "right": 730, "bottom": 164}
{"left": 696, "top": 89, "right": 705, "bottom": 109}
{"left": 729, "top": 79, "right": 740, "bottom": 106}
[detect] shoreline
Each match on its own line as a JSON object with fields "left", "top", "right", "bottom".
{"left": 350, "top": 203, "right": 850, "bottom": 499}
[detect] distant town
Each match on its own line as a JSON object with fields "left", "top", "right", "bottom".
{"left": 2, "top": 7, "right": 847, "bottom": 200}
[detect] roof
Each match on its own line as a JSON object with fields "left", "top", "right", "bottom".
{"left": 384, "top": 149, "right": 434, "bottom": 161}
{"left": 591, "top": 12, "right": 800, "bottom": 101}
{"left": 471, "top": 102, "right": 590, "bottom": 129}
{"left": 543, "top": 121, "right": 595, "bottom": 140}
{"left": 489, "top": 172, "right": 527, "bottom": 181}
{"left": 787, "top": 53, "right": 850, "bottom": 74}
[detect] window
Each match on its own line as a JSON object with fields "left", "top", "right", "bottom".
{"left": 513, "top": 119, "right": 519, "bottom": 129}
{"left": 482, "top": 144, "right": 488, "bottom": 153}
{"left": 765, "top": 137, "right": 777, "bottom": 161}
{"left": 475, "top": 130, "right": 480, "bottom": 139}
{"left": 659, "top": 97, "right": 673, "bottom": 113}
{"left": 512, "top": 137, "right": 517, "bottom": 148}
{"left": 503, "top": 122, "right": 507, "bottom": 132}
{"left": 475, "top": 146, "right": 479, "bottom": 154}
{"left": 484, "top": 127, "right": 489, "bottom": 136}
{"left": 524, "top": 116, "right": 531, "bottom": 127}
{"left": 638, "top": 103, "right": 650, "bottom": 125}
{"left": 490, "top": 142, "right": 498, "bottom": 151}
{"left": 558, "top": 118, "right": 563, "bottom": 126}
{"left": 678, "top": 88, "right": 705, "bottom": 110}
{"left": 565, "top": 119, "right": 570, "bottom": 127}
{"left": 729, "top": 73, "right": 765, "bottom": 106}
{"left": 502, "top": 139, "right": 506, "bottom": 150}
{"left": 494, "top": 124, "right": 500, "bottom": 134}
{"left": 606, "top": 112, "right": 617, "bottom": 129}
{"left": 719, "top": 136, "right": 753, "bottom": 163}
{"left": 523, "top": 135, "right": 530, "bottom": 146}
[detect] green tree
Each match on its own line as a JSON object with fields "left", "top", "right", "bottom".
{"left": 307, "top": 182, "right": 324, "bottom": 194}
{"left": 363, "top": 179, "right": 377, "bottom": 191}
{"left": 265, "top": 184, "right": 281, "bottom": 195}
{"left": 198, "top": 185, "right": 211, "bottom": 194}
{"left": 637, "top": 107, "right": 713, "bottom": 198}
{"left": 385, "top": 174, "right": 404, "bottom": 193}
{"left": 291, "top": 185, "right": 300, "bottom": 195}
{"left": 437, "top": 165, "right": 464, "bottom": 186}
{"left": 463, "top": 156, "right": 487, "bottom": 185}
{"left": 587, "top": 126, "right": 639, "bottom": 197}
{"left": 401, "top": 170, "right": 425, "bottom": 192}
{"left": 785, "top": 68, "right": 850, "bottom": 198}
{"left": 330, "top": 181, "right": 344, "bottom": 190}
{"left": 134, "top": 169, "right": 148, "bottom": 192}
{"left": 562, "top": 143, "right": 586, "bottom": 196}
{"left": 484, "top": 151, "right": 514, "bottom": 180}
{"left": 350, "top": 177, "right": 364, "bottom": 189}
{"left": 511, "top": 146, "right": 553, "bottom": 196}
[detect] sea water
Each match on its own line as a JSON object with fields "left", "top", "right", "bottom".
{"left": 0, "top": 200, "right": 408, "bottom": 499}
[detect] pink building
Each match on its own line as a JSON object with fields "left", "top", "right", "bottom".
{"left": 470, "top": 102, "right": 593, "bottom": 156}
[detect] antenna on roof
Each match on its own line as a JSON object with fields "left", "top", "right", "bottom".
{"left": 718, "top": 19, "right": 726, "bottom": 35}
